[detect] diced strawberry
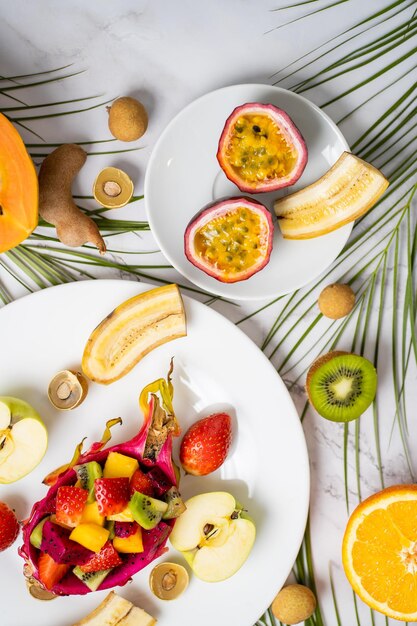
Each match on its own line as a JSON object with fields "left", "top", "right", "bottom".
{"left": 55, "top": 486, "right": 88, "bottom": 527}
{"left": 94, "top": 477, "right": 129, "bottom": 516}
{"left": 38, "top": 552, "right": 70, "bottom": 591}
{"left": 79, "top": 541, "right": 122, "bottom": 573}
{"left": 129, "top": 468, "right": 154, "bottom": 497}
{"left": 180, "top": 412, "right": 232, "bottom": 476}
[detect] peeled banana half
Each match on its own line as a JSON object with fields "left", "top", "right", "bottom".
{"left": 72, "top": 591, "right": 156, "bottom": 626}
{"left": 274, "top": 152, "right": 389, "bottom": 239}
{"left": 82, "top": 284, "right": 187, "bottom": 384}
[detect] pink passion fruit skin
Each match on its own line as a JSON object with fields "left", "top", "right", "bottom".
{"left": 217, "top": 103, "right": 308, "bottom": 193}
{"left": 184, "top": 197, "right": 274, "bottom": 283}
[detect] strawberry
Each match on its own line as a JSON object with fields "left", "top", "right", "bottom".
{"left": 38, "top": 552, "right": 70, "bottom": 591}
{"left": 55, "top": 486, "right": 88, "bottom": 527}
{"left": 79, "top": 541, "right": 122, "bottom": 573}
{"left": 0, "top": 501, "right": 19, "bottom": 551}
{"left": 129, "top": 468, "right": 154, "bottom": 497}
{"left": 94, "top": 477, "right": 129, "bottom": 516}
{"left": 180, "top": 412, "right": 232, "bottom": 476}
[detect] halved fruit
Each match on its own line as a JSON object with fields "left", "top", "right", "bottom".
{"left": 306, "top": 351, "right": 377, "bottom": 422}
{"left": 184, "top": 197, "right": 273, "bottom": 283}
{"left": 274, "top": 152, "right": 389, "bottom": 239}
{"left": 217, "top": 103, "right": 307, "bottom": 193}
{"left": 82, "top": 284, "right": 186, "bottom": 384}
{"left": 342, "top": 485, "right": 417, "bottom": 621}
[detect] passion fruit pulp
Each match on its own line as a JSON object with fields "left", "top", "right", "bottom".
{"left": 217, "top": 103, "right": 307, "bottom": 193}
{"left": 184, "top": 197, "right": 273, "bottom": 283}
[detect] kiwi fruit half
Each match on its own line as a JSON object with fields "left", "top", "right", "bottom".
{"left": 306, "top": 351, "right": 377, "bottom": 422}
{"left": 128, "top": 492, "right": 168, "bottom": 530}
{"left": 73, "top": 566, "right": 111, "bottom": 591}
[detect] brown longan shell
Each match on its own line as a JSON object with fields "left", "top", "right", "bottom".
{"left": 318, "top": 283, "right": 355, "bottom": 319}
{"left": 108, "top": 97, "right": 148, "bottom": 142}
{"left": 271, "top": 584, "right": 316, "bottom": 625}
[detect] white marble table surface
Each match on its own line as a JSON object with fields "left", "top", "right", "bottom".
{"left": 1, "top": 2, "right": 416, "bottom": 625}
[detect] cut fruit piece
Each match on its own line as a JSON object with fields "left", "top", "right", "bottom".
{"left": 38, "top": 553, "right": 70, "bottom": 591}
{"left": 103, "top": 452, "right": 139, "bottom": 480}
{"left": 128, "top": 492, "right": 168, "bottom": 530}
{"left": 170, "top": 492, "right": 255, "bottom": 582}
{"left": 80, "top": 541, "right": 122, "bottom": 573}
{"left": 95, "top": 477, "right": 130, "bottom": 516}
{"left": 69, "top": 523, "right": 110, "bottom": 553}
{"left": 113, "top": 527, "right": 144, "bottom": 553}
{"left": 217, "top": 103, "right": 307, "bottom": 193}
{"left": 56, "top": 486, "right": 89, "bottom": 527}
{"left": 184, "top": 197, "right": 273, "bottom": 283}
{"left": 48, "top": 370, "right": 88, "bottom": 411}
{"left": 107, "top": 506, "right": 135, "bottom": 522}
{"left": 274, "top": 152, "right": 389, "bottom": 239}
{"left": 81, "top": 502, "right": 105, "bottom": 527}
{"left": 342, "top": 485, "right": 417, "bottom": 621}
{"left": 162, "top": 487, "right": 186, "bottom": 519}
{"left": 82, "top": 284, "right": 186, "bottom": 384}
{"left": 118, "top": 606, "right": 157, "bottom": 626}
{"left": 30, "top": 517, "right": 49, "bottom": 549}
{"left": 149, "top": 562, "right": 189, "bottom": 600}
{"left": 40, "top": 520, "right": 94, "bottom": 565}
{"left": 306, "top": 351, "right": 377, "bottom": 422}
{"left": 73, "top": 566, "right": 112, "bottom": 592}
{"left": 129, "top": 468, "right": 155, "bottom": 497}
{"left": 75, "top": 461, "right": 102, "bottom": 503}
{"left": 0, "top": 397, "right": 48, "bottom": 484}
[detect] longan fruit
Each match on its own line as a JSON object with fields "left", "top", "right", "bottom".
{"left": 271, "top": 584, "right": 316, "bottom": 625}
{"left": 108, "top": 96, "right": 148, "bottom": 142}
{"left": 318, "top": 283, "right": 355, "bottom": 319}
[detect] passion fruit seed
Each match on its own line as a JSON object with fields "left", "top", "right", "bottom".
{"left": 318, "top": 283, "right": 356, "bottom": 319}
{"left": 271, "top": 584, "right": 316, "bottom": 625}
{"left": 108, "top": 96, "right": 148, "bottom": 142}
{"left": 93, "top": 167, "right": 134, "bottom": 209}
{"left": 149, "top": 562, "right": 189, "bottom": 600}
{"left": 226, "top": 114, "right": 297, "bottom": 184}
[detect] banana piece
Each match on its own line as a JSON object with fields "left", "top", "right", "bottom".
{"left": 274, "top": 152, "right": 389, "bottom": 239}
{"left": 118, "top": 606, "right": 157, "bottom": 626}
{"left": 72, "top": 592, "right": 157, "bottom": 626}
{"left": 82, "top": 284, "right": 186, "bottom": 384}
{"left": 72, "top": 591, "right": 132, "bottom": 626}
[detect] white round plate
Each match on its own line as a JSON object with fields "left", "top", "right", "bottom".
{"left": 0, "top": 280, "right": 309, "bottom": 626}
{"left": 145, "top": 83, "right": 351, "bottom": 301}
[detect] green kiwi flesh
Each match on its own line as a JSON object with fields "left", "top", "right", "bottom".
{"left": 128, "top": 492, "right": 168, "bottom": 530}
{"left": 75, "top": 461, "right": 102, "bottom": 503}
{"left": 162, "top": 487, "right": 186, "bottom": 519}
{"left": 30, "top": 517, "right": 49, "bottom": 549}
{"left": 307, "top": 352, "right": 377, "bottom": 422}
{"left": 73, "top": 566, "right": 111, "bottom": 591}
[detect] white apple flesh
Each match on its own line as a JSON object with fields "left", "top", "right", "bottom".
{"left": 0, "top": 397, "right": 48, "bottom": 484}
{"left": 170, "top": 491, "right": 256, "bottom": 582}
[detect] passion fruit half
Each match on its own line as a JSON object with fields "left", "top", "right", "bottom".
{"left": 184, "top": 197, "right": 273, "bottom": 283}
{"left": 217, "top": 103, "right": 307, "bottom": 193}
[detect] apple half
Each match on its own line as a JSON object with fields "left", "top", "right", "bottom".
{"left": 169, "top": 492, "right": 256, "bottom": 582}
{"left": 0, "top": 397, "right": 48, "bottom": 483}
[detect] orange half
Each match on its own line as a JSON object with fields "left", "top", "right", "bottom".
{"left": 343, "top": 485, "right": 417, "bottom": 621}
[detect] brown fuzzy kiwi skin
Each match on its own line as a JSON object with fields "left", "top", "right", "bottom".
{"left": 108, "top": 97, "right": 148, "bottom": 142}
{"left": 38, "top": 144, "right": 106, "bottom": 253}
{"left": 305, "top": 350, "right": 348, "bottom": 404}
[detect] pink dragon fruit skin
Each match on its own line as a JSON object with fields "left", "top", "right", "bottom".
{"left": 40, "top": 520, "right": 93, "bottom": 565}
{"left": 20, "top": 366, "right": 180, "bottom": 596}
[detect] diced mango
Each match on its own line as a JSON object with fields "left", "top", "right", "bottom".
{"left": 113, "top": 528, "right": 143, "bottom": 554}
{"left": 103, "top": 452, "right": 139, "bottom": 480}
{"left": 70, "top": 523, "right": 109, "bottom": 553}
{"left": 107, "top": 506, "right": 135, "bottom": 522}
{"left": 81, "top": 501, "right": 105, "bottom": 527}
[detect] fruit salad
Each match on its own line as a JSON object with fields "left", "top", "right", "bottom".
{"left": 20, "top": 364, "right": 184, "bottom": 596}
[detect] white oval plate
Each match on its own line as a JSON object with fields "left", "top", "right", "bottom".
{"left": 0, "top": 280, "right": 309, "bottom": 626}
{"left": 145, "top": 84, "right": 351, "bottom": 301}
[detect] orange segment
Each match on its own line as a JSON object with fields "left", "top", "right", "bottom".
{"left": 343, "top": 485, "right": 417, "bottom": 621}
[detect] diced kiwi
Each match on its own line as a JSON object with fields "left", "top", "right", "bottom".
{"left": 75, "top": 461, "right": 102, "bottom": 503}
{"left": 306, "top": 351, "right": 377, "bottom": 422}
{"left": 128, "top": 492, "right": 168, "bottom": 530}
{"left": 106, "top": 520, "right": 115, "bottom": 540}
{"left": 29, "top": 517, "right": 49, "bottom": 549}
{"left": 73, "top": 566, "right": 111, "bottom": 591}
{"left": 162, "top": 487, "right": 186, "bottom": 519}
